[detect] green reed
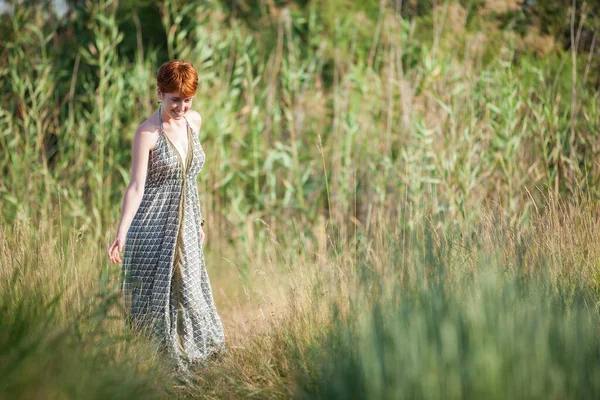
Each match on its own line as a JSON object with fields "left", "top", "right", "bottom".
{"left": 1, "top": 1, "right": 599, "bottom": 242}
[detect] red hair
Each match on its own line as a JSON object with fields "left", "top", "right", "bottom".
{"left": 156, "top": 60, "right": 198, "bottom": 97}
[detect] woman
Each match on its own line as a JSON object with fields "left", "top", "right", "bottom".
{"left": 107, "top": 60, "right": 226, "bottom": 372}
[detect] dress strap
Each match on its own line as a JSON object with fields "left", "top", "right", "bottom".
{"left": 158, "top": 104, "right": 165, "bottom": 136}
{"left": 182, "top": 115, "right": 194, "bottom": 135}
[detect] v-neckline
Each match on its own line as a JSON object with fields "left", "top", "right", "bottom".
{"left": 158, "top": 106, "right": 192, "bottom": 167}
{"left": 163, "top": 124, "right": 191, "bottom": 167}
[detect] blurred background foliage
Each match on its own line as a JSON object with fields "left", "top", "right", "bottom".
{"left": 1, "top": 0, "right": 599, "bottom": 242}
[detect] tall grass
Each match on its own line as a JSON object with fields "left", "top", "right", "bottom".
{"left": 0, "top": 218, "right": 173, "bottom": 399}
{"left": 1, "top": 1, "right": 598, "bottom": 239}
{"left": 1, "top": 0, "right": 600, "bottom": 398}
{"left": 187, "top": 195, "right": 600, "bottom": 399}
{"left": 297, "top": 269, "right": 600, "bottom": 399}
{"left": 1, "top": 182, "right": 600, "bottom": 398}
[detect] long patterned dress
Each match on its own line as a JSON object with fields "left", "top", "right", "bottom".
{"left": 121, "top": 107, "right": 226, "bottom": 371}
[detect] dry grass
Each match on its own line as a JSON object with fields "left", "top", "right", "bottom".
{"left": 1, "top": 1, "right": 600, "bottom": 398}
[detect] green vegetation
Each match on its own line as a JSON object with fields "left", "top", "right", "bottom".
{"left": 1, "top": 0, "right": 599, "bottom": 398}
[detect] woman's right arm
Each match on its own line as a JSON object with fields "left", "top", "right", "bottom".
{"left": 108, "top": 124, "right": 155, "bottom": 263}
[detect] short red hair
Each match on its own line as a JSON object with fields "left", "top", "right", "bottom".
{"left": 156, "top": 60, "right": 198, "bottom": 97}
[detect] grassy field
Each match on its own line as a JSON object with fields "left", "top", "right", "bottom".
{"left": 1, "top": 0, "right": 600, "bottom": 398}
{"left": 2, "top": 194, "right": 600, "bottom": 398}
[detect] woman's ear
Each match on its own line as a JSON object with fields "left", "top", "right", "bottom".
{"left": 157, "top": 88, "right": 163, "bottom": 101}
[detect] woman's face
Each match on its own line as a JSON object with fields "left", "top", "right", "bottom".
{"left": 158, "top": 89, "right": 194, "bottom": 120}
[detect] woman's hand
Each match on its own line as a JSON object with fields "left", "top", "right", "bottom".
{"left": 108, "top": 233, "right": 126, "bottom": 263}
{"left": 199, "top": 226, "right": 206, "bottom": 244}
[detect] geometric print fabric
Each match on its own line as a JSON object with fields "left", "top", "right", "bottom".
{"left": 121, "top": 109, "right": 226, "bottom": 373}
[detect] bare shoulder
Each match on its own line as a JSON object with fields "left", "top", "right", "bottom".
{"left": 128, "top": 115, "right": 160, "bottom": 188}
{"left": 134, "top": 114, "right": 161, "bottom": 151}
{"left": 187, "top": 110, "right": 203, "bottom": 134}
